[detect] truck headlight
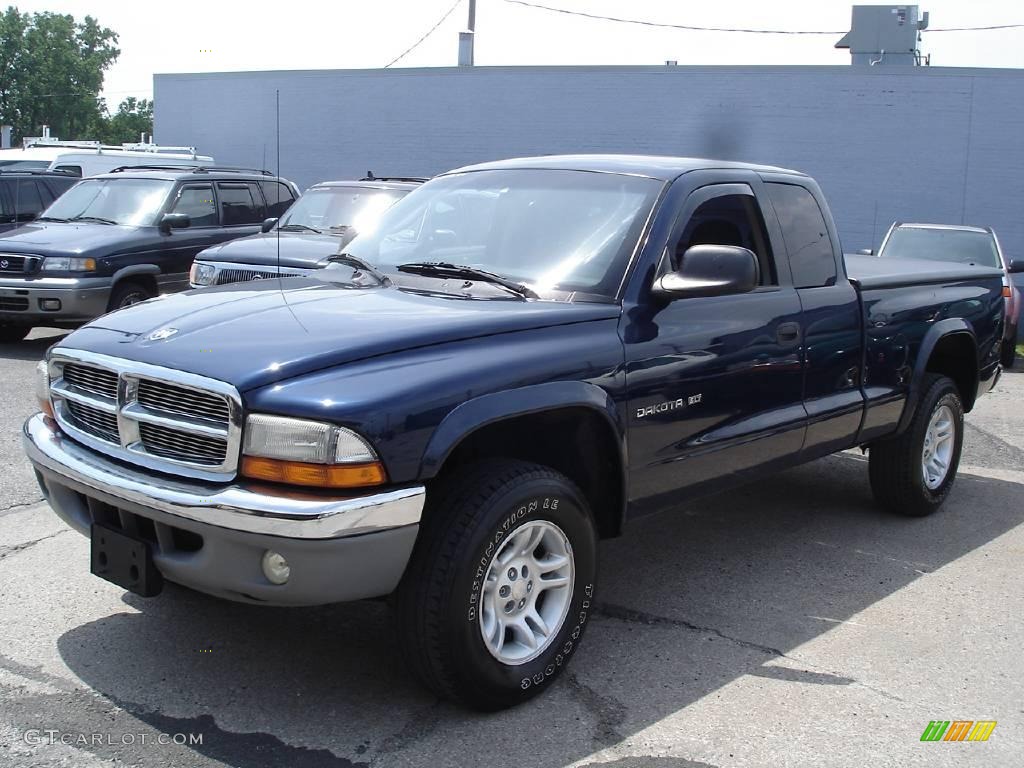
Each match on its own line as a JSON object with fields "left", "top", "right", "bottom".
{"left": 240, "top": 414, "right": 386, "bottom": 489}
{"left": 190, "top": 262, "right": 216, "bottom": 287}
{"left": 42, "top": 257, "right": 96, "bottom": 272}
{"left": 35, "top": 360, "right": 54, "bottom": 419}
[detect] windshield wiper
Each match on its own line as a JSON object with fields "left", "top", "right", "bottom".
{"left": 278, "top": 223, "right": 322, "bottom": 234}
{"left": 69, "top": 215, "right": 118, "bottom": 225}
{"left": 396, "top": 262, "right": 539, "bottom": 299}
{"left": 325, "top": 252, "right": 391, "bottom": 286}
{"left": 35, "top": 216, "right": 69, "bottom": 223}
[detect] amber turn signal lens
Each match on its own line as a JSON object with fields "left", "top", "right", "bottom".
{"left": 240, "top": 456, "right": 387, "bottom": 489}
{"left": 1002, "top": 286, "right": 1013, "bottom": 298}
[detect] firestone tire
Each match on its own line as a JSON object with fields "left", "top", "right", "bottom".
{"left": 868, "top": 374, "right": 964, "bottom": 517}
{"left": 395, "top": 459, "right": 598, "bottom": 711}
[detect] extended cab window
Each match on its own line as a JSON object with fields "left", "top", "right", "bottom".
{"left": 217, "top": 182, "right": 264, "bottom": 225}
{"left": 259, "top": 180, "right": 296, "bottom": 218}
{"left": 674, "top": 191, "right": 777, "bottom": 286}
{"left": 766, "top": 183, "right": 836, "bottom": 288}
{"left": 171, "top": 183, "right": 217, "bottom": 227}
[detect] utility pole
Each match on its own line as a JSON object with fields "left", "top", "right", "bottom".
{"left": 458, "top": 0, "right": 476, "bottom": 66}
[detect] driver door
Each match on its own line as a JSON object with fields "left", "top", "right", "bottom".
{"left": 623, "top": 175, "right": 807, "bottom": 509}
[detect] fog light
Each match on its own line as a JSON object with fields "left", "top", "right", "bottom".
{"left": 261, "top": 550, "right": 290, "bottom": 585}
{"left": 40, "top": 298, "right": 61, "bottom": 311}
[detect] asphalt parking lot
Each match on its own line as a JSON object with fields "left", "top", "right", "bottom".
{"left": 2, "top": 328, "right": 1022, "bottom": 768}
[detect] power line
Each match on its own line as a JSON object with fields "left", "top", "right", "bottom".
{"left": 384, "top": 0, "right": 464, "bottom": 67}
{"left": 504, "top": 0, "right": 1024, "bottom": 34}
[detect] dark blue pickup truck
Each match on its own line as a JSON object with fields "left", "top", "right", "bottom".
{"left": 24, "top": 155, "right": 1006, "bottom": 710}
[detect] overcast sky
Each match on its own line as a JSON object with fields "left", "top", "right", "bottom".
{"left": 12, "top": 0, "right": 1024, "bottom": 106}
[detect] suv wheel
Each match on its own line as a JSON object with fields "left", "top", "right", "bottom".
{"left": 0, "top": 325, "right": 31, "bottom": 343}
{"left": 108, "top": 281, "right": 154, "bottom": 311}
{"left": 868, "top": 374, "right": 964, "bottom": 516}
{"left": 395, "top": 459, "right": 597, "bottom": 710}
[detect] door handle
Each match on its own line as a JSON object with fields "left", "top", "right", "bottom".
{"left": 777, "top": 322, "right": 801, "bottom": 344}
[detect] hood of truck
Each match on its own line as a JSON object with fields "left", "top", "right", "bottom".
{"left": 0, "top": 221, "right": 151, "bottom": 258}
{"left": 59, "top": 280, "right": 620, "bottom": 392}
{"left": 198, "top": 231, "right": 341, "bottom": 269}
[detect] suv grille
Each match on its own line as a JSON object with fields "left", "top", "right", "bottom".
{"left": 216, "top": 267, "right": 305, "bottom": 285}
{"left": 0, "top": 254, "right": 40, "bottom": 274}
{"left": 48, "top": 353, "right": 242, "bottom": 480}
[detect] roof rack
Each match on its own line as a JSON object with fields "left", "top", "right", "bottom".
{"left": 0, "top": 167, "right": 78, "bottom": 176}
{"left": 361, "top": 171, "right": 429, "bottom": 183}
{"left": 109, "top": 164, "right": 202, "bottom": 173}
{"left": 107, "top": 165, "right": 276, "bottom": 176}
{"left": 192, "top": 166, "right": 275, "bottom": 176}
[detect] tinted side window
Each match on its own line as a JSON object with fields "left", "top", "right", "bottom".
{"left": 170, "top": 183, "right": 218, "bottom": 226}
{"left": 216, "top": 182, "right": 263, "bottom": 225}
{"left": 44, "top": 177, "right": 77, "bottom": 201}
{"left": 765, "top": 183, "right": 836, "bottom": 288}
{"left": 53, "top": 164, "right": 83, "bottom": 177}
{"left": 675, "top": 192, "right": 778, "bottom": 286}
{"left": 13, "top": 180, "right": 45, "bottom": 219}
{"left": 259, "top": 181, "right": 296, "bottom": 218}
{"left": 0, "top": 182, "right": 12, "bottom": 221}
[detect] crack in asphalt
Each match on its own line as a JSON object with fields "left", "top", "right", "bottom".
{"left": 563, "top": 673, "right": 628, "bottom": 748}
{"left": 595, "top": 603, "right": 785, "bottom": 657}
{"left": 0, "top": 530, "right": 68, "bottom": 561}
{"left": 594, "top": 603, "right": 906, "bottom": 705}
{"left": 0, "top": 498, "right": 44, "bottom": 517}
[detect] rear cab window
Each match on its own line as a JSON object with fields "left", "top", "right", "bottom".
{"left": 765, "top": 182, "right": 837, "bottom": 288}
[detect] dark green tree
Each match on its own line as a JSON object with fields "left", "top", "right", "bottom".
{"left": 92, "top": 96, "right": 154, "bottom": 145}
{"left": 0, "top": 7, "right": 119, "bottom": 144}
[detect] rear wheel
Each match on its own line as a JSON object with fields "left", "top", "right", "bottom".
{"left": 108, "top": 281, "right": 154, "bottom": 311}
{"left": 869, "top": 374, "right": 964, "bottom": 516}
{"left": 395, "top": 459, "right": 597, "bottom": 710}
{"left": 0, "top": 324, "right": 31, "bottom": 343}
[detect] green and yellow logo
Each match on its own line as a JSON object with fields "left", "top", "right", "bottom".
{"left": 920, "top": 720, "right": 997, "bottom": 742}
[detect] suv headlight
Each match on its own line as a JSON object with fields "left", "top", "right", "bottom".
{"left": 240, "top": 414, "right": 386, "bottom": 488}
{"left": 190, "top": 261, "right": 216, "bottom": 287}
{"left": 42, "top": 256, "right": 96, "bottom": 272}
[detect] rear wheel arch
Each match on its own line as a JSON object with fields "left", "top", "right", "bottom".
{"left": 420, "top": 384, "right": 627, "bottom": 539}
{"left": 898, "top": 321, "right": 978, "bottom": 434}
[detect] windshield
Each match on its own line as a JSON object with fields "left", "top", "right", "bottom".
{"left": 279, "top": 186, "right": 406, "bottom": 234}
{"left": 880, "top": 227, "right": 1002, "bottom": 269}
{"left": 340, "top": 169, "right": 662, "bottom": 299}
{"left": 0, "top": 160, "right": 50, "bottom": 171}
{"left": 39, "top": 178, "right": 173, "bottom": 226}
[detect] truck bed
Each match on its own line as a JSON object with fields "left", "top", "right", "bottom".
{"left": 844, "top": 254, "right": 1004, "bottom": 289}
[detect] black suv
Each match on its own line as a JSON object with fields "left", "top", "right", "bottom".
{"left": 189, "top": 176, "right": 424, "bottom": 287}
{"left": 0, "top": 166, "right": 300, "bottom": 342}
{"left": 0, "top": 169, "right": 79, "bottom": 233}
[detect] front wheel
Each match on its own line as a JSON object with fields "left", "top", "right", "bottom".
{"left": 395, "top": 459, "right": 597, "bottom": 710}
{"left": 107, "top": 281, "right": 154, "bottom": 311}
{"left": 869, "top": 374, "right": 964, "bottom": 516}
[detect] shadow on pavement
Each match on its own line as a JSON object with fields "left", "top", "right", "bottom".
{"left": 55, "top": 452, "right": 1024, "bottom": 767}
{"left": 0, "top": 331, "right": 69, "bottom": 362}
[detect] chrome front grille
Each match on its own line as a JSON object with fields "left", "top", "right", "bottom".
{"left": 137, "top": 379, "right": 229, "bottom": 422}
{"left": 0, "top": 254, "right": 40, "bottom": 273}
{"left": 48, "top": 350, "right": 243, "bottom": 481}
{"left": 216, "top": 267, "right": 306, "bottom": 285}
{"left": 65, "top": 400, "right": 119, "bottom": 441}
{"left": 63, "top": 363, "right": 119, "bottom": 399}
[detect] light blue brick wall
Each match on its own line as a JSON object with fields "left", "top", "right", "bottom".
{"left": 155, "top": 65, "right": 1024, "bottom": 258}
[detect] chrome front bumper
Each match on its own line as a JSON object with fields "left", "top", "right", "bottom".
{"left": 24, "top": 412, "right": 424, "bottom": 540}
{"left": 23, "top": 413, "right": 426, "bottom": 605}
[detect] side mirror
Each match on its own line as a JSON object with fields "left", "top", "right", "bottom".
{"left": 261, "top": 217, "right": 278, "bottom": 234}
{"left": 653, "top": 244, "right": 759, "bottom": 299}
{"left": 159, "top": 213, "right": 191, "bottom": 233}
{"left": 856, "top": 248, "right": 874, "bottom": 256}
{"left": 1008, "top": 258, "right": 1024, "bottom": 274}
